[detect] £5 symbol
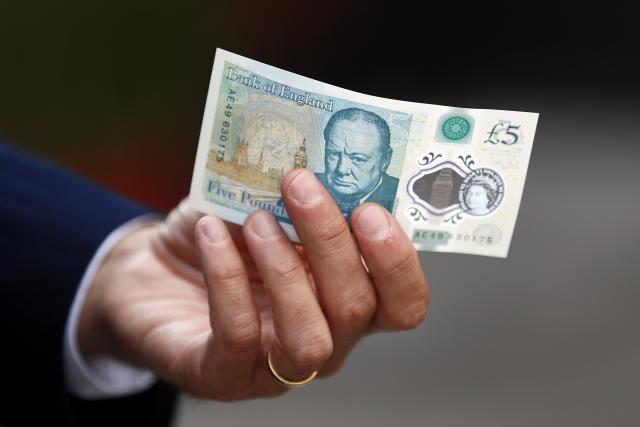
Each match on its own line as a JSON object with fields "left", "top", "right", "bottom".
{"left": 484, "top": 121, "right": 523, "bottom": 145}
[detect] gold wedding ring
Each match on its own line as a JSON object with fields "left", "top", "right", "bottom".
{"left": 267, "top": 352, "right": 318, "bottom": 388}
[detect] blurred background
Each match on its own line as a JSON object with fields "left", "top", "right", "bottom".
{"left": 1, "top": 1, "right": 639, "bottom": 426}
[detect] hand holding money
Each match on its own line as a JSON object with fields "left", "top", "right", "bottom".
{"left": 78, "top": 48, "right": 536, "bottom": 400}
{"left": 78, "top": 181, "right": 429, "bottom": 398}
{"left": 190, "top": 50, "right": 538, "bottom": 257}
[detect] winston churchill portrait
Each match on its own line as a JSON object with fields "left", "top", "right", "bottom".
{"left": 316, "top": 107, "right": 399, "bottom": 218}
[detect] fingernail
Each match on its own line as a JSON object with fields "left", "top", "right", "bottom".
{"left": 250, "top": 212, "right": 282, "bottom": 240}
{"left": 200, "top": 217, "right": 229, "bottom": 242}
{"left": 356, "top": 205, "right": 391, "bottom": 240}
{"left": 288, "top": 169, "right": 324, "bottom": 204}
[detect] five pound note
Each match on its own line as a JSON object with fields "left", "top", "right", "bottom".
{"left": 189, "top": 49, "right": 539, "bottom": 257}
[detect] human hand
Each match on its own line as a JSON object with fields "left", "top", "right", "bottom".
{"left": 78, "top": 169, "right": 429, "bottom": 400}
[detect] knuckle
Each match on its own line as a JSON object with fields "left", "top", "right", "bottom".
{"left": 272, "top": 259, "right": 306, "bottom": 284}
{"left": 385, "top": 250, "right": 419, "bottom": 281}
{"left": 342, "top": 292, "right": 377, "bottom": 325}
{"left": 379, "top": 297, "right": 429, "bottom": 330}
{"left": 401, "top": 300, "right": 429, "bottom": 329}
{"left": 289, "top": 332, "right": 333, "bottom": 370}
{"left": 211, "top": 263, "right": 245, "bottom": 284}
{"left": 314, "top": 212, "right": 351, "bottom": 255}
{"left": 222, "top": 315, "right": 261, "bottom": 352}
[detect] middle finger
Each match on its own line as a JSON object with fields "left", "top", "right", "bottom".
{"left": 281, "top": 169, "right": 377, "bottom": 371}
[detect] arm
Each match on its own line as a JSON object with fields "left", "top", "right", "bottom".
{"left": 0, "top": 142, "right": 176, "bottom": 426}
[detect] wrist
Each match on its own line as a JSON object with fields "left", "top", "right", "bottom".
{"left": 77, "top": 222, "right": 161, "bottom": 358}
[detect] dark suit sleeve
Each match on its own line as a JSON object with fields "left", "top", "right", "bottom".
{"left": 0, "top": 143, "right": 177, "bottom": 426}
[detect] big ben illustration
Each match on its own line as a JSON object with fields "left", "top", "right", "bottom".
{"left": 429, "top": 168, "right": 454, "bottom": 209}
{"left": 293, "top": 139, "right": 307, "bottom": 169}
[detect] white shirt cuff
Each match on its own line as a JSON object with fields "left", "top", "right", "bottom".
{"left": 64, "top": 214, "right": 161, "bottom": 400}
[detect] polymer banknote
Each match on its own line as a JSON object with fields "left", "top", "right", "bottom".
{"left": 189, "top": 49, "right": 538, "bottom": 257}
